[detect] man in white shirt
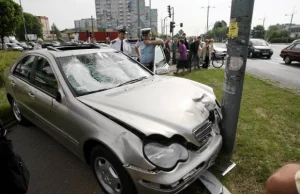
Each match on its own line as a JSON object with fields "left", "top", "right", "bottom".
{"left": 110, "top": 25, "right": 131, "bottom": 55}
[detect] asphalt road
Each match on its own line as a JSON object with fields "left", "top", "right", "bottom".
{"left": 215, "top": 43, "right": 300, "bottom": 89}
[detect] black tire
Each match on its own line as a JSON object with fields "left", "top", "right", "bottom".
{"left": 212, "top": 58, "right": 224, "bottom": 68}
{"left": 285, "top": 56, "right": 292, "bottom": 64}
{"left": 90, "top": 145, "right": 136, "bottom": 194}
{"left": 267, "top": 55, "right": 271, "bottom": 59}
{"left": 10, "top": 98, "right": 30, "bottom": 126}
{"left": 248, "top": 51, "right": 254, "bottom": 58}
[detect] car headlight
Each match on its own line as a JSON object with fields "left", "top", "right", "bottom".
{"left": 144, "top": 142, "right": 189, "bottom": 170}
{"left": 254, "top": 49, "right": 260, "bottom": 52}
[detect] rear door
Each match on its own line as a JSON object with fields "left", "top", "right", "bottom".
{"left": 11, "top": 55, "right": 37, "bottom": 118}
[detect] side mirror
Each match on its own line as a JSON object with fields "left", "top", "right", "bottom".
{"left": 55, "top": 91, "right": 62, "bottom": 103}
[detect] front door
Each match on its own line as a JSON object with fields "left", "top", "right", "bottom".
{"left": 154, "top": 45, "right": 169, "bottom": 75}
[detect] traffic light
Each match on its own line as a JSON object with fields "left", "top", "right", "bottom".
{"left": 170, "top": 21, "right": 175, "bottom": 33}
{"left": 86, "top": 30, "right": 89, "bottom": 38}
{"left": 180, "top": 23, "right": 183, "bottom": 28}
{"left": 167, "top": 5, "right": 171, "bottom": 18}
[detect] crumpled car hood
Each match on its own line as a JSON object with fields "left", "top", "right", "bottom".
{"left": 77, "top": 76, "right": 218, "bottom": 145}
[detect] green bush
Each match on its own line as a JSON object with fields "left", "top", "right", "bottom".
{"left": 268, "top": 37, "right": 296, "bottom": 43}
{"left": 0, "top": 51, "right": 22, "bottom": 86}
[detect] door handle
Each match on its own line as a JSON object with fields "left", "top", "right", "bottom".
{"left": 28, "top": 91, "right": 35, "bottom": 99}
{"left": 10, "top": 80, "right": 16, "bottom": 86}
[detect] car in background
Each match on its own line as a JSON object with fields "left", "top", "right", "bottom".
{"left": 5, "top": 43, "right": 23, "bottom": 51}
{"left": 280, "top": 42, "right": 300, "bottom": 64}
{"left": 17, "top": 42, "right": 33, "bottom": 50}
{"left": 128, "top": 39, "right": 170, "bottom": 75}
{"left": 213, "top": 46, "right": 227, "bottom": 59}
{"left": 291, "top": 39, "right": 300, "bottom": 45}
{"left": 3, "top": 44, "right": 223, "bottom": 194}
{"left": 42, "top": 42, "right": 54, "bottom": 48}
{"left": 248, "top": 39, "right": 273, "bottom": 59}
{"left": 51, "top": 41, "right": 61, "bottom": 47}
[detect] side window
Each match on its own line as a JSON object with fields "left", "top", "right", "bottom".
{"left": 292, "top": 44, "right": 300, "bottom": 51}
{"left": 13, "top": 55, "right": 35, "bottom": 82}
{"left": 33, "top": 57, "right": 58, "bottom": 96}
{"left": 154, "top": 46, "right": 165, "bottom": 64}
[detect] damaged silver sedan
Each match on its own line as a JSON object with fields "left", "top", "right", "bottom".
{"left": 3, "top": 46, "right": 223, "bottom": 194}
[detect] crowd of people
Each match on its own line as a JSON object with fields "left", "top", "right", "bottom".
{"left": 163, "top": 33, "right": 216, "bottom": 75}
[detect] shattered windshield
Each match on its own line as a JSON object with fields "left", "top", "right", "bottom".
{"left": 57, "top": 51, "right": 151, "bottom": 96}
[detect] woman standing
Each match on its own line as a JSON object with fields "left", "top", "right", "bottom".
{"left": 164, "top": 37, "right": 171, "bottom": 63}
{"left": 174, "top": 39, "right": 187, "bottom": 75}
{"left": 203, "top": 39, "right": 211, "bottom": 69}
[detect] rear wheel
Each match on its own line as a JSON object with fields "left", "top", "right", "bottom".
{"left": 90, "top": 145, "right": 136, "bottom": 194}
{"left": 285, "top": 56, "right": 292, "bottom": 64}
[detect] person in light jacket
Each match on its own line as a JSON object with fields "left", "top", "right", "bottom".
{"left": 202, "top": 39, "right": 212, "bottom": 69}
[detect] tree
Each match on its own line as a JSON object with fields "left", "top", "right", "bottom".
{"left": 251, "top": 25, "right": 265, "bottom": 39}
{"left": 51, "top": 23, "right": 62, "bottom": 38}
{"left": 15, "top": 12, "right": 43, "bottom": 41}
{"left": 0, "top": 0, "right": 22, "bottom": 48}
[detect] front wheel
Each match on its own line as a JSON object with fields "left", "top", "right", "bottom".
{"left": 285, "top": 56, "right": 292, "bottom": 64}
{"left": 212, "top": 58, "right": 225, "bottom": 68}
{"left": 91, "top": 145, "right": 136, "bottom": 194}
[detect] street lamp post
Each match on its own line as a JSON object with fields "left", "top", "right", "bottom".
{"left": 201, "top": 0, "right": 215, "bottom": 34}
{"left": 163, "top": 16, "right": 169, "bottom": 36}
{"left": 19, "top": 0, "right": 28, "bottom": 41}
{"left": 285, "top": 6, "right": 297, "bottom": 44}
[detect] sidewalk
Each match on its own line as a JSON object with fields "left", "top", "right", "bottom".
{"left": 7, "top": 125, "right": 104, "bottom": 194}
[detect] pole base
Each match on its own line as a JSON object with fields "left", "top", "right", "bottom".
{"left": 214, "top": 160, "right": 236, "bottom": 176}
{"left": 199, "top": 170, "right": 232, "bottom": 194}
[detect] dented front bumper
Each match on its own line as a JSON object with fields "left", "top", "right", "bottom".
{"left": 125, "top": 134, "right": 222, "bottom": 194}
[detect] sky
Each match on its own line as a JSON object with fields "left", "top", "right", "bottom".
{"left": 14, "top": 0, "right": 300, "bottom": 36}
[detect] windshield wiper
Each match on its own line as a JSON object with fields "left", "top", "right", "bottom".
{"left": 82, "top": 87, "right": 114, "bottom": 96}
{"left": 117, "top": 76, "right": 148, "bottom": 87}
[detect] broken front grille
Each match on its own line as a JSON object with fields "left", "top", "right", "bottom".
{"left": 193, "top": 120, "right": 213, "bottom": 147}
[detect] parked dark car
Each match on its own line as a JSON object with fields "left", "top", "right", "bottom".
{"left": 248, "top": 39, "right": 273, "bottom": 59}
{"left": 42, "top": 43, "right": 54, "bottom": 48}
{"left": 280, "top": 43, "right": 300, "bottom": 64}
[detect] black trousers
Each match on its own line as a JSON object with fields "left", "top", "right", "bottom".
{"left": 204, "top": 56, "right": 210, "bottom": 69}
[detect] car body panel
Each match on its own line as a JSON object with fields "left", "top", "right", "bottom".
{"left": 3, "top": 48, "right": 222, "bottom": 194}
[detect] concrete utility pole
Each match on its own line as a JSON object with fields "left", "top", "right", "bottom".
{"left": 137, "top": 0, "right": 141, "bottom": 38}
{"left": 201, "top": 0, "right": 215, "bottom": 34}
{"left": 19, "top": 0, "right": 28, "bottom": 41}
{"left": 217, "top": 0, "right": 255, "bottom": 173}
{"left": 171, "top": 7, "right": 176, "bottom": 65}
{"left": 285, "top": 6, "right": 297, "bottom": 44}
{"left": 149, "top": 0, "right": 152, "bottom": 29}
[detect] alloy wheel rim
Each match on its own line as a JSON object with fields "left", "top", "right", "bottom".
{"left": 12, "top": 101, "right": 22, "bottom": 122}
{"left": 94, "top": 157, "right": 122, "bottom": 194}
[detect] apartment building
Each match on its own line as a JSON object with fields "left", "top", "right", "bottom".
{"left": 95, "top": 0, "right": 157, "bottom": 38}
